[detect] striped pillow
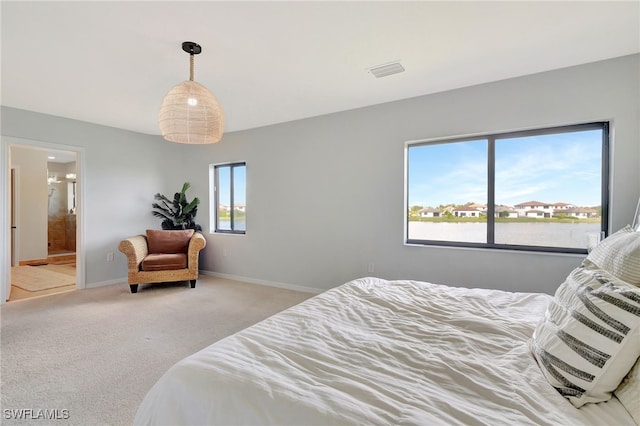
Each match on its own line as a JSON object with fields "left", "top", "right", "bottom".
{"left": 615, "top": 358, "right": 640, "bottom": 424}
{"left": 530, "top": 265, "right": 640, "bottom": 407}
{"left": 584, "top": 225, "right": 640, "bottom": 285}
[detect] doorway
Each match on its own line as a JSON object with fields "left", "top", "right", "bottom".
{"left": 6, "top": 142, "right": 83, "bottom": 302}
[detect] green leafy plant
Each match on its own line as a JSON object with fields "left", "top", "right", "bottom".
{"left": 152, "top": 182, "right": 202, "bottom": 231}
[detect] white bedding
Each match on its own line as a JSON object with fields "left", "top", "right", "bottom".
{"left": 134, "top": 277, "right": 635, "bottom": 425}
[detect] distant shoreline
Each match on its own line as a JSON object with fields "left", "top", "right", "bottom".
{"left": 408, "top": 217, "right": 600, "bottom": 224}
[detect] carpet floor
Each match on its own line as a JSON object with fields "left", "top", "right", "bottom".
{"left": 1, "top": 276, "right": 313, "bottom": 425}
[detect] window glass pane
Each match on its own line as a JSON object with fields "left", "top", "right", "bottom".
{"left": 405, "top": 123, "right": 607, "bottom": 253}
{"left": 211, "top": 162, "right": 247, "bottom": 234}
{"left": 232, "top": 165, "right": 246, "bottom": 232}
{"left": 217, "top": 166, "right": 231, "bottom": 231}
{"left": 494, "top": 130, "right": 602, "bottom": 249}
{"left": 407, "top": 140, "right": 488, "bottom": 243}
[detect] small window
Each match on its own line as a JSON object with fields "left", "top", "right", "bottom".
{"left": 406, "top": 122, "right": 609, "bottom": 253}
{"left": 210, "top": 162, "right": 246, "bottom": 234}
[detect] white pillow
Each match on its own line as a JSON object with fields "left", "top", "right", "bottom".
{"left": 530, "top": 265, "right": 640, "bottom": 407}
{"left": 615, "top": 357, "right": 640, "bottom": 424}
{"left": 584, "top": 225, "right": 640, "bottom": 285}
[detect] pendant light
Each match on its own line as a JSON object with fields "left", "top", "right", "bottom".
{"left": 159, "top": 41, "right": 224, "bottom": 144}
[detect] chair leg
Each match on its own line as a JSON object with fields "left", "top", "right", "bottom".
{"left": 190, "top": 280, "right": 196, "bottom": 288}
{"left": 129, "top": 284, "right": 139, "bottom": 293}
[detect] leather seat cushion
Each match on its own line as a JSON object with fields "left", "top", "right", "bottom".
{"left": 142, "top": 253, "right": 187, "bottom": 271}
{"left": 146, "top": 229, "right": 195, "bottom": 254}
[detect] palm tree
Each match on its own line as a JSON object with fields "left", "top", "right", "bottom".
{"left": 152, "top": 182, "right": 202, "bottom": 231}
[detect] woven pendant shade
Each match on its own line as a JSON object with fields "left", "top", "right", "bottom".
{"left": 159, "top": 42, "right": 224, "bottom": 144}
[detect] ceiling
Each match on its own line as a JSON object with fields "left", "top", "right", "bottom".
{"left": 46, "top": 149, "right": 76, "bottom": 164}
{"left": 2, "top": 1, "right": 639, "bottom": 137}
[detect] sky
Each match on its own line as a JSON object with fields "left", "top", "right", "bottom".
{"left": 408, "top": 129, "right": 603, "bottom": 208}
{"left": 216, "top": 164, "right": 246, "bottom": 206}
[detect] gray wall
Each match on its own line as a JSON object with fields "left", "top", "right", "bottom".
{"left": 1, "top": 110, "right": 188, "bottom": 293}
{"left": 183, "top": 54, "right": 640, "bottom": 295}
{"left": 2, "top": 54, "right": 639, "bottom": 298}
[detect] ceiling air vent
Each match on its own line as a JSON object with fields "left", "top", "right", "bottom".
{"left": 368, "top": 61, "right": 405, "bottom": 78}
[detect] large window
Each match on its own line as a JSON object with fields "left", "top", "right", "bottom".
{"left": 406, "top": 122, "right": 609, "bottom": 253}
{"left": 210, "top": 162, "right": 246, "bottom": 234}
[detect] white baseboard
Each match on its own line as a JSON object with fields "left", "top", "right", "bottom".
{"left": 200, "top": 270, "right": 323, "bottom": 294}
{"left": 84, "top": 278, "right": 125, "bottom": 289}
{"left": 85, "top": 273, "right": 324, "bottom": 294}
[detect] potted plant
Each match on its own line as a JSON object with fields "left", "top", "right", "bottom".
{"left": 152, "top": 182, "right": 202, "bottom": 231}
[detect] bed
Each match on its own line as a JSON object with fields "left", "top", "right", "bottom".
{"left": 135, "top": 227, "right": 640, "bottom": 426}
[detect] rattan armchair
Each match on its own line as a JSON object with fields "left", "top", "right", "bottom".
{"left": 118, "top": 230, "right": 206, "bottom": 293}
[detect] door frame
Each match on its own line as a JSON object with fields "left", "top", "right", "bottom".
{"left": 10, "top": 166, "right": 20, "bottom": 267}
{"left": 1, "top": 136, "right": 86, "bottom": 303}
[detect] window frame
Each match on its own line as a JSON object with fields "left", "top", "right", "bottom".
{"left": 405, "top": 122, "right": 610, "bottom": 254}
{"left": 210, "top": 161, "right": 246, "bottom": 235}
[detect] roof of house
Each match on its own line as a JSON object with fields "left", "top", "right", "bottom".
{"left": 453, "top": 206, "right": 481, "bottom": 212}
{"left": 515, "top": 201, "right": 548, "bottom": 207}
{"left": 563, "top": 207, "right": 598, "bottom": 213}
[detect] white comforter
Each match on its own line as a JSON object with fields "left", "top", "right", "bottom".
{"left": 134, "top": 277, "right": 635, "bottom": 425}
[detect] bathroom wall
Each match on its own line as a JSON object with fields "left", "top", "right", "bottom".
{"left": 46, "top": 161, "right": 76, "bottom": 254}
{"left": 10, "top": 146, "right": 48, "bottom": 261}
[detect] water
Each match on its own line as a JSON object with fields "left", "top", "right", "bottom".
{"left": 408, "top": 222, "right": 601, "bottom": 249}
{"left": 217, "top": 220, "right": 246, "bottom": 232}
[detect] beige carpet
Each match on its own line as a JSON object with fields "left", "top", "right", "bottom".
{"left": 1, "top": 276, "right": 313, "bottom": 426}
{"left": 11, "top": 264, "right": 76, "bottom": 292}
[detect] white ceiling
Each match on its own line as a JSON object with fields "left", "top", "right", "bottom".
{"left": 2, "top": 1, "right": 639, "bottom": 136}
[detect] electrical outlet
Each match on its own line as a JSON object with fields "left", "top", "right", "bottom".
{"left": 368, "top": 262, "right": 375, "bottom": 273}
{"left": 107, "top": 252, "right": 114, "bottom": 262}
